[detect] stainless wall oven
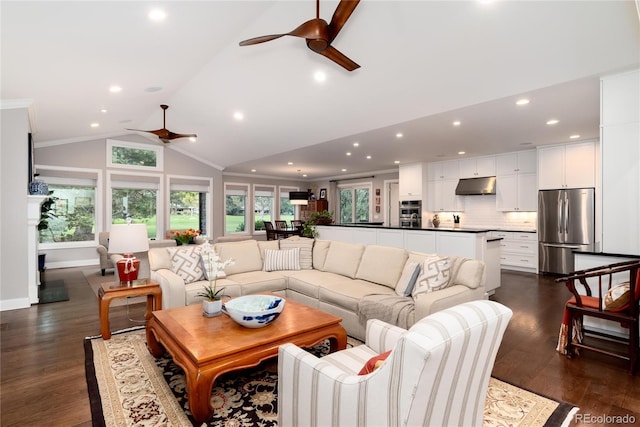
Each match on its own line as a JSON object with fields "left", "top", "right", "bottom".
{"left": 399, "top": 200, "right": 422, "bottom": 228}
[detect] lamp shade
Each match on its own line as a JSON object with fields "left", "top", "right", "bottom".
{"left": 289, "top": 191, "right": 308, "bottom": 206}
{"left": 108, "top": 224, "right": 150, "bottom": 254}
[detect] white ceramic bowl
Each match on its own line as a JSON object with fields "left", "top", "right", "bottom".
{"left": 222, "top": 295, "right": 285, "bottom": 328}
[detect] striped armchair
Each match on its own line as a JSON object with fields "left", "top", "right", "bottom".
{"left": 278, "top": 300, "right": 512, "bottom": 427}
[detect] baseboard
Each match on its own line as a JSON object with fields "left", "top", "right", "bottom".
{"left": 0, "top": 297, "right": 31, "bottom": 311}
{"left": 45, "top": 260, "right": 99, "bottom": 269}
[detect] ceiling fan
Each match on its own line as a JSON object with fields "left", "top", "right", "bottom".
{"left": 239, "top": 0, "right": 360, "bottom": 71}
{"left": 126, "top": 104, "right": 197, "bottom": 144}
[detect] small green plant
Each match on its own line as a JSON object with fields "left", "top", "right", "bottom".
{"left": 196, "top": 282, "right": 226, "bottom": 301}
{"left": 309, "top": 210, "right": 334, "bottom": 225}
{"left": 301, "top": 222, "right": 318, "bottom": 238}
{"left": 196, "top": 242, "right": 234, "bottom": 301}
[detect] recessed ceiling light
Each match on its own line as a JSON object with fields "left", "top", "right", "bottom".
{"left": 516, "top": 98, "right": 530, "bottom": 106}
{"left": 366, "top": 155, "right": 371, "bottom": 159}
{"left": 251, "top": 169, "right": 256, "bottom": 172}
{"left": 546, "top": 119, "right": 559, "bottom": 125}
{"left": 109, "top": 85, "right": 122, "bottom": 93}
{"left": 144, "top": 86, "right": 163, "bottom": 93}
{"left": 396, "top": 133, "right": 403, "bottom": 138}
{"left": 314, "top": 71, "right": 326, "bottom": 82}
{"left": 90, "top": 122, "right": 99, "bottom": 128}
{"left": 569, "top": 134, "right": 580, "bottom": 139}
{"left": 148, "top": 9, "right": 167, "bottom": 21}
{"left": 189, "top": 137, "right": 197, "bottom": 142}
{"left": 287, "top": 162, "right": 293, "bottom": 165}
{"left": 458, "top": 151, "right": 466, "bottom": 155}
{"left": 452, "top": 121, "right": 461, "bottom": 126}
{"left": 302, "top": 174, "right": 308, "bottom": 177}
{"left": 353, "top": 142, "right": 359, "bottom": 147}
{"left": 394, "top": 160, "right": 400, "bottom": 164}
{"left": 233, "top": 111, "right": 244, "bottom": 121}
{"left": 100, "top": 109, "right": 108, "bottom": 113}
{"left": 346, "top": 152, "right": 351, "bottom": 156}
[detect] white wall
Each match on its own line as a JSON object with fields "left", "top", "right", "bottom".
{"left": 0, "top": 105, "right": 31, "bottom": 310}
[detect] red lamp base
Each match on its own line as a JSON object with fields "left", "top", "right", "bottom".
{"left": 116, "top": 254, "right": 140, "bottom": 283}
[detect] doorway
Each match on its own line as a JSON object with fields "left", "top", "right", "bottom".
{"left": 385, "top": 181, "right": 399, "bottom": 226}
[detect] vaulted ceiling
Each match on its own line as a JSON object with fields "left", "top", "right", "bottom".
{"left": 2, "top": 1, "right": 638, "bottom": 181}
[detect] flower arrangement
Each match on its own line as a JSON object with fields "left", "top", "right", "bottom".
{"left": 196, "top": 242, "right": 234, "bottom": 301}
{"left": 166, "top": 228, "right": 200, "bottom": 245}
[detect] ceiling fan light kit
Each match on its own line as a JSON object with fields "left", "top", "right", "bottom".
{"left": 126, "top": 104, "right": 197, "bottom": 144}
{"left": 239, "top": 0, "right": 360, "bottom": 71}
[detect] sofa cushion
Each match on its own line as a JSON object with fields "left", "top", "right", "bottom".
{"left": 215, "top": 240, "right": 263, "bottom": 275}
{"left": 312, "top": 240, "right": 331, "bottom": 270}
{"left": 323, "top": 241, "right": 365, "bottom": 279}
{"left": 279, "top": 236, "right": 314, "bottom": 269}
{"left": 225, "top": 271, "right": 288, "bottom": 294}
{"left": 184, "top": 278, "right": 242, "bottom": 305}
{"left": 412, "top": 256, "right": 452, "bottom": 297}
{"left": 280, "top": 270, "right": 331, "bottom": 299}
{"left": 166, "top": 246, "right": 205, "bottom": 284}
{"left": 263, "top": 248, "right": 300, "bottom": 272}
{"left": 356, "top": 245, "right": 408, "bottom": 288}
{"left": 319, "top": 278, "right": 394, "bottom": 312}
{"left": 257, "top": 240, "right": 279, "bottom": 260}
{"left": 455, "top": 259, "right": 484, "bottom": 289}
{"left": 395, "top": 261, "right": 421, "bottom": 296}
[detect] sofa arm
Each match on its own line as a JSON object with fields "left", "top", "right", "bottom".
{"left": 365, "top": 319, "right": 407, "bottom": 353}
{"left": 96, "top": 245, "right": 111, "bottom": 265}
{"left": 151, "top": 268, "right": 187, "bottom": 309}
{"left": 414, "top": 284, "right": 486, "bottom": 321}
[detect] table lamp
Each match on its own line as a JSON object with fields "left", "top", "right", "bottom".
{"left": 108, "top": 223, "right": 149, "bottom": 283}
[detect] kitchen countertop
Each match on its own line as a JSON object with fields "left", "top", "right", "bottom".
{"left": 319, "top": 223, "right": 536, "bottom": 234}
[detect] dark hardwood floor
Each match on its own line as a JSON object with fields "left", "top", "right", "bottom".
{"left": 1, "top": 267, "right": 639, "bottom": 426}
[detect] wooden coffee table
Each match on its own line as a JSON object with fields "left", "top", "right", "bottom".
{"left": 146, "top": 296, "right": 347, "bottom": 423}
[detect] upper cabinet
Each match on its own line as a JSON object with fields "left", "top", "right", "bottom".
{"left": 459, "top": 156, "right": 496, "bottom": 178}
{"left": 427, "top": 160, "right": 459, "bottom": 181}
{"left": 495, "top": 150, "right": 536, "bottom": 175}
{"left": 495, "top": 150, "right": 537, "bottom": 211}
{"left": 399, "top": 162, "right": 427, "bottom": 201}
{"left": 426, "top": 161, "right": 464, "bottom": 212}
{"left": 538, "top": 141, "right": 596, "bottom": 189}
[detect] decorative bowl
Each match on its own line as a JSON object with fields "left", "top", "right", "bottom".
{"left": 222, "top": 295, "right": 285, "bottom": 328}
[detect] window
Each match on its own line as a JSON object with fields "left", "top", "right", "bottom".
{"left": 109, "top": 172, "right": 162, "bottom": 239}
{"left": 279, "top": 186, "right": 298, "bottom": 222}
{"left": 339, "top": 184, "right": 371, "bottom": 223}
{"left": 253, "top": 185, "right": 275, "bottom": 231}
{"left": 107, "top": 139, "right": 163, "bottom": 171}
{"left": 169, "top": 176, "right": 212, "bottom": 238}
{"left": 37, "top": 167, "right": 100, "bottom": 247}
{"left": 225, "top": 183, "right": 249, "bottom": 234}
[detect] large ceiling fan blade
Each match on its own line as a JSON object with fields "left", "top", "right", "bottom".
{"left": 167, "top": 131, "right": 197, "bottom": 140}
{"left": 327, "top": 0, "right": 360, "bottom": 43}
{"left": 239, "top": 34, "right": 286, "bottom": 46}
{"left": 316, "top": 45, "right": 360, "bottom": 71}
{"left": 125, "top": 104, "right": 196, "bottom": 144}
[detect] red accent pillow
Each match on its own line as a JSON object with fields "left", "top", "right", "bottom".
{"left": 358, "top": 350, "right": 392, "bottom": 375}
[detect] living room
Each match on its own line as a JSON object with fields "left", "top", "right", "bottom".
{"left": 2, "top": 1, "right": 640, "bottom": 425}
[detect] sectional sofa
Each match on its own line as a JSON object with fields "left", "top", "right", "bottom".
{"left": 148, "top": 237, "right": 487, "bottom": 340}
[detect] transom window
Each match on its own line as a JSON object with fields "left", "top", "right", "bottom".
{"left": 107, "top": 139, "right": 163, "bottom": 171}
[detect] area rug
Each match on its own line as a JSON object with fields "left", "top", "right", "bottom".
{"left": 38, "top": 279, "right": 69, "bottom": 303}
{"left": 85, "top": 328, "right": 578, "bottom": 427}
{"left": 82, "top": 269, "right": 145, "bottom": 306}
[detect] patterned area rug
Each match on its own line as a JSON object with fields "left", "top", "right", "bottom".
{"left": 85, "top": 328, "right": 578, "bottom": 427}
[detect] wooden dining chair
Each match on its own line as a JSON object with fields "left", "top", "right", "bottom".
{"left": 263, "top": 221, "right": 276, "bottom": 241}
{"left": 291, "top": 220, "right": 303, "bottom": 229}
{"left": 274, "top": 220, "right": 288, "bottom": 230}
{"left": 556, "top": 259, "right": 640, "bottom": 374}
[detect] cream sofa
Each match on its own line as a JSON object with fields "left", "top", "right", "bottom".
{"left": 148, "top": 238, "right": 486, "bottom": 340}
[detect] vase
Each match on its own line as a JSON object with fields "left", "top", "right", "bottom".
{"left": 432, "top": 215, "right": 440, "bottom": 228}
{"left": 202, "top": 299, "right": 222, "bottom": 317}
{"left": 29, "top": 175, "right": 49, "bottom": 195}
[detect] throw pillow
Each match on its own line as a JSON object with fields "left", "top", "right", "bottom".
{"left": 395, "top": 261, "right": 421, "bottom": 297}
{"left": 358, "top": 350, "right": 392, "bottom": 375}
{"left": 166, "top": 246, "right": 205, "bottom": 284}
{"left": 263, "top": 248, "right": 301, "bottom": 272}
{"left": 604, "top": 282, "right": 630, "bottom": 311}
{"left": 279, "top": 236, "right": 314, "bottom": 269}
{"left": 412, "top": 256, "right": 451, "bottom": 297}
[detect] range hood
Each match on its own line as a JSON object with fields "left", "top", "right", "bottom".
{"left": 455, "top": 176, "right": 496, "bottom": 195}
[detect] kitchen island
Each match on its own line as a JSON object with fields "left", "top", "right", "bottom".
{"left": 316, "top": 224, "right": 502, "bottom": 294}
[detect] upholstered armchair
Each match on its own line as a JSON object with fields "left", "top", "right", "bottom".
{"left": 278, "top": 300, "right": 512, "bottom": 427}
{"left": 96, "top": 232, "right": 113, "bottom": 276}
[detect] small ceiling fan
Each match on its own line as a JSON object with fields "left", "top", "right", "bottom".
{"left": 239, "top": 0, "right": 360, "bottom": 71}
{"left": 126, "top": 104, "right": 197, "bottom": 144}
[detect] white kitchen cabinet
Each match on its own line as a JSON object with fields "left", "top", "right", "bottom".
{"left": 538, "top": 141, "right": 596, "bottom": 189}
{"left": 399, "top": 162, "right": 427, "bottom": 200}
{"left": 459, "top": 156, "right": 496, "bottom": 178}
{"left": 495, "top": 150, "right": 536, "bottom": 175}
{"left": 404, "top": 230, "right": 436, "bottom": 253}
{"left": 427, "top": 179, "right": 464, "bottom": 212}
{"left": 427, "top": 160, "right": 459, "bottom": 181}
{"left": 489, "top": 231, "right": 538, "bottom": 272}
{"left": 496, "top": 172, "right": 537, "bottom": 211}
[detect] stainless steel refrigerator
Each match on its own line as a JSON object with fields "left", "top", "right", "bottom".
{"left": 538, "top": 188, "right": 595, "bottom": 274}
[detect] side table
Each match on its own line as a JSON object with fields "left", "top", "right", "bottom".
{"left": 98, "top": 278, "right": 162, "bottom": 340}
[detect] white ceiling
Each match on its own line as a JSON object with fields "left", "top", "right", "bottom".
{"left": 2, "top": 1, "right": 639, "bottom": 181}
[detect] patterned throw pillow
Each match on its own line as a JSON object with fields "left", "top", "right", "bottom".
{"left": 279, "top": 236, "right": 314, "bottom": 269}
{"left": 395, "top": 261, "right": 421, "bottom": 297}
{"left": 263, "top": 248, "right": 301, "bottom": 272}
{"left": 412, "top": 256, "right": 451, "bottom": 297}
{"left": 358, "top": 350, "right": 392, "bottom": 375}
{"left": 166, "top": 246, "right": 205, "bottom": 284}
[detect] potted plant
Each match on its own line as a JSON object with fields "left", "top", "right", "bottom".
{"left": 197, "top": 242, "right": 234, "bottom": 317}
{"left": 301, "top": 221, "right": 318, "bottom": 238}
{"left": 166, "top": 228, "right": 200, "bottom": 245}
{"left": 310, "top": 210, "right": 334, "bottom": 225}
{"left": 37, "top": 191, "right": 58, "bottom": 270}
